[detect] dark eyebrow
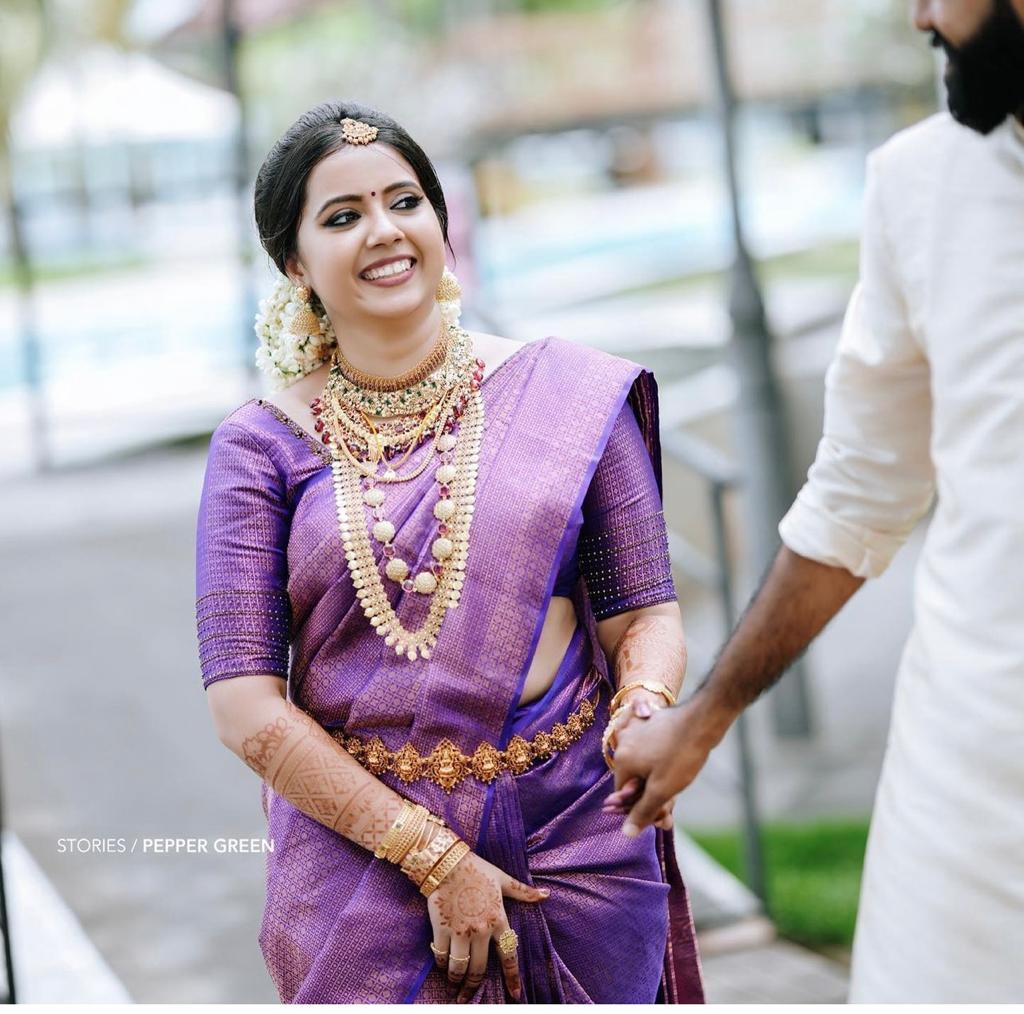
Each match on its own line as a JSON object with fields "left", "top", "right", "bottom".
{"left": 317, "top": 180, "right": 419, "bottom": 217}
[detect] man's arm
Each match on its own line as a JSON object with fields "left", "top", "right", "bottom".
{"left": 606, "top": 141, "right": 937, "bottom": 836}
{"left": 606, "top": 546, "right": 862, "bottom": 835}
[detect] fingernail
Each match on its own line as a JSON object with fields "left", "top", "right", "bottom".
{"left": 622, "top": 823, "right": 640, "bottom": 838}
{"left": 539, "top": 887, "right": 550, "bottom": 896}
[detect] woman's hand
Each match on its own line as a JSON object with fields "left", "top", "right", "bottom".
{"left": 427, "top": 850, "right": 548, "bottom": 1003}
{"left": 604, "top": 693, "right": 677, "bottom": 831}
{"left": 603, "top": 775, "right": 677, "bottom": 830}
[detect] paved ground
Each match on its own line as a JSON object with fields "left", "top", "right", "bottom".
{"left": 702, "top": 936, "right": 850, "bottom": 1003}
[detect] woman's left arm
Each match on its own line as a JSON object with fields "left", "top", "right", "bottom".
{"left": 576, "top": 396, "right": 686, "bottom": 828}
{"left": 597, "top": 599, "right": 686, "bottom": 709}
{"left": 596, "top": 604, "right": 686, "bottom": 830}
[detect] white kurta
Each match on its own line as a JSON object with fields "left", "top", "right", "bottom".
{"left": 778, "top": 113, "right": 1024, "bottom": 1002}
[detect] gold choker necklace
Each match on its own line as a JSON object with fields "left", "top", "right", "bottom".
{"left": 334, "top": 321, "right": 449, "bottom": 393}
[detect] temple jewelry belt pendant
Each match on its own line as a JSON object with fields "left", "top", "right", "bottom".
{"left": 330, "top": 690, "right": 600, "bottom": 793}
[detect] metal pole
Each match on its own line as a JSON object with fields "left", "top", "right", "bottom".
{"left": 709, "top": 481, "right": 767, "bottom": 906}
{"left": 220, "top": 0, "right": 258, "bottom": 384}
{"left": 704, "top": 0, "right": 813, "bottom": 738}
{"left": 1, "top": 147, "right": 49, "bottom": 473}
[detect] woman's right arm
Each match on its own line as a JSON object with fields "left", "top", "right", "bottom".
{"left": 207, "top": 672, "right": 408, "bottom": 847}
{"left": 195, "top": 420, "right": 413, "bottom": 845}
{"left": 195, "top": 420, "right": 544, "bottom": 1000}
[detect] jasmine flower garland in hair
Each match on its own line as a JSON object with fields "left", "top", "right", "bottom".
{"left": 254, "top": 276, "right": 337, "bottom": 390}
{"left": 253, "top": 267, "right": 464, "bottom": 390}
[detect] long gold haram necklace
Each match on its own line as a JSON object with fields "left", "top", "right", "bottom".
{"left": 322, "top": 330, "right": 485, "bottom": 661}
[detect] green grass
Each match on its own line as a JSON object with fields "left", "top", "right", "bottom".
{"left": 692, "top": 818, "right": 870, "bottom": 949}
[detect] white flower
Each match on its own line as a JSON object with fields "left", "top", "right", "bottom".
{"left": 253, "top": 269, "right": 464, "bottom": 389}
{"left": 253, "top": 275, "right": 338, "bottom": 388}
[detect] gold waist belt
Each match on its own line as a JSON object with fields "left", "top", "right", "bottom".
{"left": 331, "top": 690, "right": 600, "bottom": 793}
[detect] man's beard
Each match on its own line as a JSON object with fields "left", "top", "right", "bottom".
{"left": 931, "top": 0, "right": 1024, "bottom": 135}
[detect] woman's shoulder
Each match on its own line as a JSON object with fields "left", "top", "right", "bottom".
{"left": 213, "top": 399, "right": 279, "bottom": 443}
{"left": 515, "top": 334, "right": 644, "bottom": 378}
{"left": 472, "top": 332, "right": 639, "bottom": 375}
{"left": 208, "top": 398, "right": 329, "bottom": 472}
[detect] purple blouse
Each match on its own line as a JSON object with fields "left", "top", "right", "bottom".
{"left": 195, "top": 370, "right": 675, "bottom": 691}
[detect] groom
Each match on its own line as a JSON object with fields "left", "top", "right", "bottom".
{"left": 606, "top": 0, "right": 1024, "bottom": 1002}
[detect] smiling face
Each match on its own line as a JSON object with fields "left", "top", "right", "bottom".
{"left": 285, "top": 142, "right": 446, "bottom": 330}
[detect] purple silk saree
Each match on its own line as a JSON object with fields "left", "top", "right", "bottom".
{"left": 195, "top": 336, "right": 705, "bottom": 1003}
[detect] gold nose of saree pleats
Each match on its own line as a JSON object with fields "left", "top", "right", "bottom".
{"left": 331, "top": 690, "right": 600, "bottom": 793}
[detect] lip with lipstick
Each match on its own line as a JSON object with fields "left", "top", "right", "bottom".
{"left": 359, "top": 255, "right": 417, "bottom": 286}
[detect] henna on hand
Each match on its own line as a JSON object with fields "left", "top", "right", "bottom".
{"left": 434, "top": 860, "right": 501, "bottom": 941}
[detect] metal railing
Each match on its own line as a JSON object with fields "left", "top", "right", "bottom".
{"left": 661, "top": 428, "right": 768, "bottom": 907}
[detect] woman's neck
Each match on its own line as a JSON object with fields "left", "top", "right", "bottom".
{"left": 330, "top": 303, "right": 442, "bottom": 380}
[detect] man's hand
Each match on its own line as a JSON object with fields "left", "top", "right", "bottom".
{"left": 602, "top": 693, "right": 733, "bottom": 837}
{"left": 601, "top": 547, "right": 865, "bottom": 837}
{"left": 603, "top": 692, "right": 678, "bottom": 830}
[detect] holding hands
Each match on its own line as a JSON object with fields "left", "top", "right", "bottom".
{"left": 601, "top": 689, "right": 679, "bottom": 831}
{"left": 602, "top": 692, "right": 727, "bottom": 838}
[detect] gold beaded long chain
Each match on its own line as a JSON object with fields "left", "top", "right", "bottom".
{"left": 330, "top": 390, "right": 483, "bottom": 661}
{"left": 315, "top": 324, "right": 485, "bottom": 659}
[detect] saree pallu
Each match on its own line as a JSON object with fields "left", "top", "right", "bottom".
{"left": 195, "top": 336, "right": 704, "bottom": 1003}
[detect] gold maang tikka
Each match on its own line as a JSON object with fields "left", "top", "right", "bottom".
{"left": 340, "top": 117, "right": 378, "bottom": 145}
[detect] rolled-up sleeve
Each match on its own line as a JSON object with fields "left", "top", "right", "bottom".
{"left": 195, "top": 422, "right": 292, "bottom": 689}
{"left": 778, "top": 151, "right": 935, "bottom": 579}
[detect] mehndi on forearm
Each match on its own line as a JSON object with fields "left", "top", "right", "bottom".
{"left": 234, "top": 698, "right": 467, "bottom": 892}
{"left": 611, "top": 614, "right": 687, "bottom": 702}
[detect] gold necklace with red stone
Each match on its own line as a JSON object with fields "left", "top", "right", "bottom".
{"left": 310, "top": 329, "right": 485, "bottom": 661}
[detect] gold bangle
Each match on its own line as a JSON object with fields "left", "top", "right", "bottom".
{"left": 608, "top": 704, "right": 631, "bottom": 725}
{"left": 602, "top": 732, "right": 616, "bottom": 771}
{"left": 420, "top": 840, "right": 470, "bottom": 897}
{"left": 601, "top": 717, "right": 619, "bottom": 770}
{"left": 396, "top": 810, "right": 447, "bottom": 866}
{"left": 610, "top": 679, "right": 676, "bottom": 713}
{"left": 387, "top": 805, "right": 430, "bottom": 865}
{"left": 402, "top": 827, "right": 458, "bottom": 886}
{"left": 376, "top": 799, "right": 416, "bottom": 860}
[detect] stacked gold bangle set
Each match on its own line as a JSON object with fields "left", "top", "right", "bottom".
{"left": 602, "top": 679, "right": 677, "bottom": 770}
{"left": 377, "top": 798, "right": 471, "bottom": 897}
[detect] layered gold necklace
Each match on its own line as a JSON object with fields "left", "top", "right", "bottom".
{"left": 312, "top": 324, "right": 485, "bottom": 661}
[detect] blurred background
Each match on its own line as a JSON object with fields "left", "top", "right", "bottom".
{"left": 0, "top": 0, "right": 941, "bottom": 1002}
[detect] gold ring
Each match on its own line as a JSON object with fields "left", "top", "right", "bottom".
{"left": 449, "top": 955, "right": 470, "bottom": 970}
{"left": 497, "top": 928, "right": 518, "bottom": 956}
{"left": 430, "top": 942, "right": 449, "bottom": 961}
